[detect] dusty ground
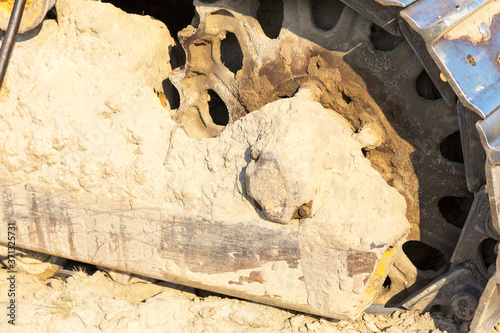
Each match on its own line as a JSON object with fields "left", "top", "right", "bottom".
{"left": 0, "top": 267, "right": 469, "bottom": 332}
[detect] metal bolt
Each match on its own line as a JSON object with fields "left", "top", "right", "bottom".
{"left": 467, "top": 55, "right": 476, "bottom": 66}
{"left": 451, "top": 291, "right": 478, "bottom": 321}
{"left": 250, "top": 149, "right": 260, "bottom": 160}
{"left": 298, "top": 204, "right": 311, "bottom": 218}
{"left": 439, "top": 72, "right": 447, "bottom": 82}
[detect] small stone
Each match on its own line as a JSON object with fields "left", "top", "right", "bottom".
{"left": 365, "top": 322, "right": 380, "bottom": 332}
{"left": 198, "top": 308, "right": 210, "bottom": 318}
{"left": 305, "top": 321, "right": 322, "bottom": 331}
{"left": 251, "top": 149, "right": 260, "bottom": 160}
{"left": 48, "top": 278, "right": 64, "bottom": 290}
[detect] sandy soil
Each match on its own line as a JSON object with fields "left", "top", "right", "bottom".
{"left": 0, "top": 267, "right": 473, "bottom": 333}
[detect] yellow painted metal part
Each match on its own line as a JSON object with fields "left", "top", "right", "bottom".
{"left": 0, "top": 0, "right": 54, "bottom": 33}
{"left": 360, "top": 245, "right": 398, "bottom": 310}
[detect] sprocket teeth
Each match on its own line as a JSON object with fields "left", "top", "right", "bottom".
{"left": 169, "top": 1, "right": 469, "bottom": 308}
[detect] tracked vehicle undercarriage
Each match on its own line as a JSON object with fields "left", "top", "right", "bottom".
{"left": 1, "top": 0, "right": 500, "bottom": 331}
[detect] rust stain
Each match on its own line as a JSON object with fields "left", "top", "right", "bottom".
{"left": 346, "top": 251, "right": 377, "bottom": 277}
{"left": 290, "top": 52, "right": 310, "bottom": 77}
{"left": 259, "top": 58, "right": 289, "bottom": 87}
{"left": 228, "top": 271, "right": 264, "bottom": 285}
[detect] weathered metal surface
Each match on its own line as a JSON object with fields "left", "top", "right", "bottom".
{"left": 477, "top": 110, "right": 500, "bottom": 236}
{"left": 400, "top": 0, "right": 500, "bottom": 117}
{"left": 465, "top": 53, "right": 500, "bottom": 330}
{"left": 402, "top": 265, "right": 487, "bottom": 321}
{"left": 458, "top": 103, "right": 487, "bottom": 193}
{"left": 446, "top": 101, "right": 500, "bottom": 330}
{"left": 471, "top": 243, "right": 500, "bottom": 333}
{"left": 362, "top": 1, "right": 500, "bottom": 323}
{"left": 373, "top": 0, "right": 415, "bottom": 5}
{"left": 451, "top": 187, "right": 499, "bottom": 277}
{"left": 401, "top": 188, "right": 495, "bottom": 321}
{"left": 340, "top": 0, "right": 417, "bottom": 35}
{"left": 400, "top": 7, "right": 500, "bottom": 325}
{"left": 0, "top": 0, "right": 55, "bottom": 33}
{"left": 475, "top": 104, "right": 500, "bottom": 332}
